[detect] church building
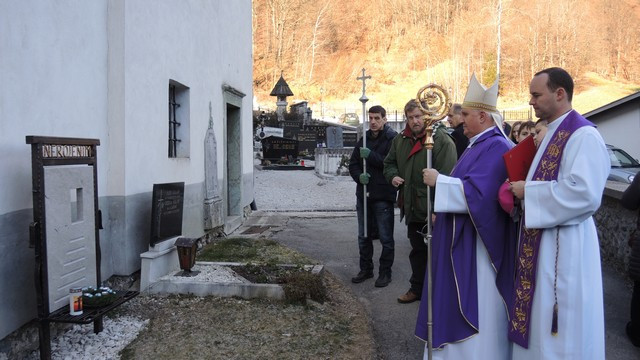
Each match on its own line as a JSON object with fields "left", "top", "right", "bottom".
{"left": 0, "top": 0, "right": 254, "bottom": 340}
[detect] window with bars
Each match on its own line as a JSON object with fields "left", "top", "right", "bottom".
{"left": 168, "top": 80, "right": 190, "bottom": 158}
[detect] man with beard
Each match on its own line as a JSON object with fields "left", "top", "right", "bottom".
{"left": 383, "top": 99, "right": 456, "bottom": 303}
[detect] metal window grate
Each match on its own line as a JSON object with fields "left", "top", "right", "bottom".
{"left": 168, "top": 85, "right": 181, "bottom": 157}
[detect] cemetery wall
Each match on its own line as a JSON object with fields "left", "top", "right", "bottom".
{"left": 0, "top": 1, "right": 253, "bottom": 340}
{"left": 315, "top": 148, "right": 354, "bottom": 178}
{"left": 594, "top": 181, "right": 637, "bottom": 274}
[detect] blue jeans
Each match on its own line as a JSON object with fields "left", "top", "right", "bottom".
{"left": 356, "top": 198, "right": 395, "bottom": 275}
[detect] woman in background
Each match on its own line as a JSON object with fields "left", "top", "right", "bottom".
{"left": 510, "top": 121, "right": 522, "bottom": 144}
{"left": 516, "top": 121, "right": 535, "bottom": 143}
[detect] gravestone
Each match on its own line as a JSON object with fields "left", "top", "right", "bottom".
{"left": 282, "top": 120, "right": 301, "bottom": 139}
{"left": 326, "top": 126, "right": 344, "bottom": 148}
{"left": 304, "top": 125, "right": 327, "bottom": 146}
{"left": 343, "top": 131, "right": 358, "bottom": 147}
{"left": 26, "top": 136, "right": 139, "bottom": 359}
{"left": 150, "top": 182, "right": 185, "bottom": 246}
{"left": 261, "top": 136, "right": 299, "bottom": 161}
{"left": 296, "top": 130, "right": 317, "bottom": 155}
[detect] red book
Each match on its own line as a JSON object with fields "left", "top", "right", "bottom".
{"left": 503, "top": 135, "right": 536, "bottom": 181}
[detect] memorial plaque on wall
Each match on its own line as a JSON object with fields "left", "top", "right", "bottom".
{"left": 296, "top": 131, "right": 317, "bottom": 154}
{"left": 150, "top": 182, "right": 185, "bottom": 246}
{"left": 343, "top": 131, "right": 358, "bottom": 147}
{"left": 262, "top": 136, "right": 299, "bottom": 160}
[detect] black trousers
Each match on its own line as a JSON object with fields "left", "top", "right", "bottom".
{"left": 407, "top": 221, "right": 428, "bottom": 295}
{"left": 631, "top": 280, "right": 640, "bottom": 339}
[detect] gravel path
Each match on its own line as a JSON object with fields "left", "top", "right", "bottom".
{"left": 253, "top": 170, "right": 356, "bottom": 211}
{"left": 25, "top": 317, "right": 148, "bottom": 360}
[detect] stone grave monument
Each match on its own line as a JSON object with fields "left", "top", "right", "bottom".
{"left": 326, "top": 126, "right": 344, "bottom": 148}
{"left": 26, "top": 136, "right": 138, "bottom": 360}
{"left": 204, "top": 102, "right": 223, "bottom": 230}
{"left": 261, "top": 136, "right": 299, "bottom": 162}
{"left": 296, "top": 130, "right": 317, "bottom": 156}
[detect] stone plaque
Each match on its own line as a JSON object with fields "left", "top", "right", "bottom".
{"left": 150, "top": 182, "right": 185, "bottom": 246}
{"left": 262, "top": 136, "right": 299, "bottom": 161}
{"left": 343, "top": 131, "right": 358, "bottom": 147}
{"left": 44, "top": 165, "right": 97, "bottom": 312}
{"left": 326, "top": 126, "right": 344, "bottom": 148}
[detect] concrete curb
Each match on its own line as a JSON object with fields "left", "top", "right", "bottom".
{"left": 145, "top": 262, "right": 324, "bottom": 300}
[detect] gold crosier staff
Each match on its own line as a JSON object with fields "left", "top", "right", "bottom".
{"left": 415, "top": 84, "right": 451, "bottom": 360}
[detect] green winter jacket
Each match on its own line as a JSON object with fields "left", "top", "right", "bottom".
{"left": 383, "top": 124, "right": 457, "bottom": 224}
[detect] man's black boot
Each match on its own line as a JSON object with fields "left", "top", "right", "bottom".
{"left": 351, "top": 270, "right": 373, "bottom": 283}
{"left": 375, "top": 272, "right": 392, "bottom": 287}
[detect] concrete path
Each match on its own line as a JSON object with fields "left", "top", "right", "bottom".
{"left": 240, "top": 210, "right": 640, "bottom": 360}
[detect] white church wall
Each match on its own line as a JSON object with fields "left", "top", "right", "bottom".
{"left": 0, "top": 0, "right": 253, "bottom": 341}
{"left": 105, "top": 0, "right": 254, "bottom": 275}
{"left": 0, "top": 1, "right": 110, "bottom": 341}
{"left": 589, "top": 102, "right": 640, "bottom": 160}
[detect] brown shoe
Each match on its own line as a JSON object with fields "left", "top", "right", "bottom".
{"left": 397, "top": 290, "right": 420, "bottom": 304}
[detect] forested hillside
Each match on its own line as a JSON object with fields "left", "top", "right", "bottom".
{"left": 252, "top": 0, "right": 640, "bottom": 114}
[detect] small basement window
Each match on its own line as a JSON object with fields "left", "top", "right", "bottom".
{"left": 168, "top": 80, "right": 190, "bottom": 158}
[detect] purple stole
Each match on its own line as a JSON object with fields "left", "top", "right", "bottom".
{"left": 508, "top": 110, "right": 595, "bottom": 348}
{"left": 415, "top": 127, "right": 516, "bottom": 348}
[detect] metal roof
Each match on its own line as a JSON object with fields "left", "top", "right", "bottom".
{"left": 583, "top": 90, "right": 640, "bottom": 119}
{"left": 269, "top": 74, "right": 294, "bottom": 97}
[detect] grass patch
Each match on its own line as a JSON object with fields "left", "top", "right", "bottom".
{"left": 117, "top": 277, "right": 374, "bottom": 360}
{"left": 197, "top": 237, "right": 316, "bottom": 265}
{"left": 281, "top": 271, "right": 327, "bottom": 305}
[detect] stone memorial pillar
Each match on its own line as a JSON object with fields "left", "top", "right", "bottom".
{"left": 204, "top": 102, "right": 224, "bottom": 230}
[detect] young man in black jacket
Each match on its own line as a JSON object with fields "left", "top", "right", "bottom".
{"left": 348, "top": 105, "right": 398, "bottom": 287}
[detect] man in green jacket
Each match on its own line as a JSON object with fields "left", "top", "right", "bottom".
{"left": 383, "top": 98, "right": 457, "bottom": 303}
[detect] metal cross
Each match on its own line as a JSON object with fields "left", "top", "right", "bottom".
{"left": 357, "top": 68, "right": 371, "bottom": 103}
{"left": 357, "top": 68, "right": 371, "bottom": 238}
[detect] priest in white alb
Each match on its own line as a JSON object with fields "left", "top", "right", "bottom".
{"left": 509, "top": 67, "right": 608, "bottom": 359}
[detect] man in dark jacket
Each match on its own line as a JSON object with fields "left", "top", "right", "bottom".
{"left": 448, "top": 103, "right": 469, "bottom": 159}
{"left": 622, "top": 171, "right": 640, "bottom": 347}
{"left": 348, "top": 105, "right": 398, "bottom": 287}
{"left": 383, "top": 99, "right": 457, "bottom": 303}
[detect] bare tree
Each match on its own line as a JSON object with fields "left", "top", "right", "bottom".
{"left": 308, "top": 1, "right": 331, "bottom": 81}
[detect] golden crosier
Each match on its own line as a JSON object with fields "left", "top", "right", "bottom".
{"left": 415, "top": 84, "right": 451, "bottom": 150}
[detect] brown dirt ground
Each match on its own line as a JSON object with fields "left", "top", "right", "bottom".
{"left": 116, "top": 271, "right": 379, "bottom": 359}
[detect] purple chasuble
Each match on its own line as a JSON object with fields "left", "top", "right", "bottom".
{"left": 508, "top": 110, "right": 595, "bottom": 348}
{"left": 415, "top": 127, "right": 517, "bottom": 348}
